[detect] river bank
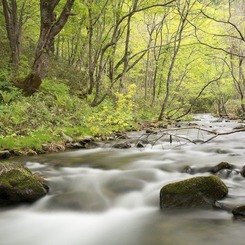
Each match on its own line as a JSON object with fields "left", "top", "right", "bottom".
{"left": 0, "top": 119, "right": 170, "bottom": 161}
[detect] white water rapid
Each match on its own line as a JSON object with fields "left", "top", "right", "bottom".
{"left": 1, "top": 114, "right": 245, "bottom": 245}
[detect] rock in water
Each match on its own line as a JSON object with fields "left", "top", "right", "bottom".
{"left": 232, "top": 206, "right": 245, "bottom": 221}
{"left": 160, "top": 176, "right": 228, "bottom": 209}
{"left": 0, "top": 164, "right": 48, "bottom": 205}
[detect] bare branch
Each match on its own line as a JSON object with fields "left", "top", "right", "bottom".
{"left": 200, "top": 10, "right": 245, "bottom": 42}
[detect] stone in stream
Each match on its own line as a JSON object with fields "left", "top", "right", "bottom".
{"left": 0, "top": 164, "right": 48, "bottom": 206}
{"left": 113, "top": 142, "right": 131, "bottom": 149}
{"left": 0, "top": 150, "right": 11, "bottom": 159}
{"left": 182, "top": 161, "right": 234, "bottom": 176}
{"left": 160, "top": 176, "right": 228, "bottom": 209}
{"left": 209, "top": 162, "right": 233, "bottom": 174}
{"left": 232, "top": 206, "right": 245, "bottom": 221}
{"left": 241, "top": 166, "right": 245, "bottom": 178}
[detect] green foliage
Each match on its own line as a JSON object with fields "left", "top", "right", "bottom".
{"left": 87, "top": 84, "right": 137, "bottom": 135}
{"left": 1, "top": 0, "right": 245, "bottom": 152}
{"left": 0, "top": 79, "right": 90, "bottom": 150}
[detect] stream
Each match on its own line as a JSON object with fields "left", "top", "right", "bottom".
{"left": 1, "top": 114, "right": 245, "bottom": 245}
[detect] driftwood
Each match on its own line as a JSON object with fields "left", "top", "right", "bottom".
{"left": 111, "top": 126, "right": 245, "bottom": 149}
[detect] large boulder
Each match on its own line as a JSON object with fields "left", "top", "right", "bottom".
{"left": 0, "top": 164, "right": 48, "bottom": 205}
{"left": 160, "top": 176, "right": 228, "bottom": 209}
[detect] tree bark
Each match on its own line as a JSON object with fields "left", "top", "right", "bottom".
{"left": 2, "top": 0, "right": 26, "bottom": 75}
{"left": 23, "top": 0, "right": 75, "bottom": 95}
{"left": 158, "top": 0, "right": 190, "bottom": 121}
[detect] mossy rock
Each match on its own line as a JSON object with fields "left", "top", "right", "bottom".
{"left": 0, "top": 164, "right": 48, "bottom": 205}
{"left": 209, "top": 162, "right": 233, "bottom": 174}
{"left": 160, "top": 176, "right": 228, "bottom": 209}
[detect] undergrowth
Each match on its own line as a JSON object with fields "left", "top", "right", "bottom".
{"left": 0, "top": 79, "right": 141, "bottom": 151}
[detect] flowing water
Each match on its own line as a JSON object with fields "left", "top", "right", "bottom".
{"left": 1, "top": 114, "right": 245, "bottom": 245}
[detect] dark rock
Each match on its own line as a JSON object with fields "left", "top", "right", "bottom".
{"left": 0, "top": 150, "right": 11, "bottom": 159}
{"left": 113, "top": 142, "right": 131, "bottom": 149}
{"left": 79, "top": 136, "right": 94, "bottom": 143}
{"left": 114, "top": 132, "right": 128, "bottom": 139}
{"left": 232, "top": 206, "right": 245, "bottom": 221}
{"left": 241, "top": 166, "right": 245, "bottom": 178}
{"left": 146, "top": 129, "right": 157, "bottom": 134}
{"left": 136, "top": 141, "right": 144, "bottom": 148}
{"left": 160, "top": 176, "right": 228, "bottom": 209}
{"left": 66, "top": 142, "right": 86, "bottom": 149}
{"left": 158, "top": 124, "right": 168, "bottom": 129}
{"left": 0, "top": 164, "right": 48, "bottom": 205}
{"left": 210, "top": 162, "right": 233, "bottom": 174}
{"left": 233, "top": 125, "right": 245, "bottom": 130}
{"left": 183, "top": 162, "right": 234, "bottom": 176}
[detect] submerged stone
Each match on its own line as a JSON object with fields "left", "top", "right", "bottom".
{"left": 160, "top": 176, "right": 228, "bottom": 209}
{"left": 0, "top": 164, "right": 48, "bottom": 205}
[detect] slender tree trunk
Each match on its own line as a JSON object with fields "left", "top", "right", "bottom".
{"left": 158, "top": 1, "right": 189, "bottom": 121}
{"left": 2, "top": 0, "right": 26, "bottom": 75}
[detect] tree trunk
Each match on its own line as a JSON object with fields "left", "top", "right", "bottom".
{"left": 2, "top": 0, "right": 26, "bottom": 75}
{"left": 158, "top": 1, "right": 189, "bottom": 121}
{"left": 23, "top": 0, "right": 75, "bottom": 96}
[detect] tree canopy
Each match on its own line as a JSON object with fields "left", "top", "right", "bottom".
{"left": 1, "top": 0, "right": 245, "bottom": 145}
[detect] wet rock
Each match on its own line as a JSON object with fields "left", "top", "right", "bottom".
{"left": 183, "top": 162, "right": 234, "bottom": 176}
{"left": 113, "top": 142, "right": 131, "bottom": 149}
{"left": 233, "top": 125, "right": 245, "bottom": 130}
{"left": 79, "top": 136, "right": 94, "bottom": 143}
{"left": 210, "top": 162, "right": 233, "bottom": 174}
{"left": 0, "top": 164, "right": 48, "bottom": 205}
{"left": 232, "top": 206, "right": 245, "bottom": 221}
{"left": 66, "top": 142, "right": 83, "bottom": 149}
{"left": 0, "top": 150, "right": 11, "bottom": 159}
{"left": 42, "top": 143, "right": 65, "bottom": 152}
{"left": 241, "top": 166, "right": 245, "bottom": 178}
{"left": 215, "top": 169, "right": 232, "bottom": 179}
{"left": 160, "top": 176, "right": 228, "bottom": 209}
{"left": 146, "top": 129, "right": 157, "bottom": 134}
{"left": 114, "top": 132, "right": 128, "bottom": 139}
{"left": 136, "top": 141, "right": 144, "bottom": 148}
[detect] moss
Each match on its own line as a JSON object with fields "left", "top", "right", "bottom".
{"left": 162, "top": 176, "right": 227, "bottom": 198}
{"left": 0, "top": 164, "right": 48, "bottom": 205}
{"left": 210, "top": 162, "right": 233, "bottom": 174}
{"left": 160, "top": 176, "right": 228, "bottom": 209}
